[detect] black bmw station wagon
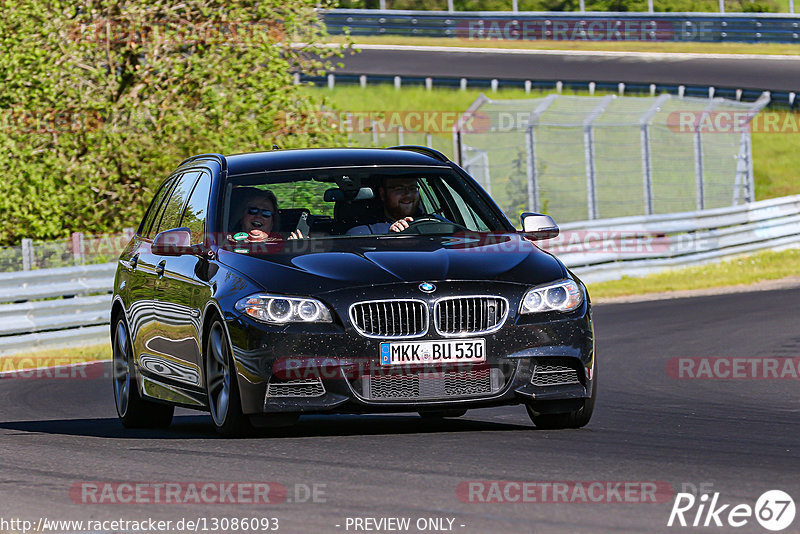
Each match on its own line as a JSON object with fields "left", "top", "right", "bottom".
{"left": 111, "top": 146, "right": 596, "bottom": 436}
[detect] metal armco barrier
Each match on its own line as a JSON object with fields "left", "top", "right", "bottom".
{"left": 0, "top": 264, "right": 115, "bottom": 355}
{"left": 0, "top": 263, "right": 116, "bottom": 304}
{"left": 324, "top": 9, "right": 800, "bottom": 43}
{"left": 1, "top": 194, "right": 799, "bottom": 354}
{"left": 302, "top": 73, "right": 798, "bottom": 110}
{"left": 563, "top": 194, "right": 800, "bottom": 282}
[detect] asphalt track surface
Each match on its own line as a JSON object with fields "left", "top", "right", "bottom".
{"left": 1, "top": 287, "right": 799, "bottom": 534}
{"left": 333, "top": 45, "right": 800, "bottom": 92}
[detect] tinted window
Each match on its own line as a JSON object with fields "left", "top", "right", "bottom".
{"left": 155, "top": 171, "right": 201, "bottom": 235}
{"left": 224, "top": 168, "right": 505, "bottom": 238}
{"left": 180, "top": 172, "right": 211, "bottom": 244}
{"left": 141, "top": 177, "right": 177, "bottom": 239}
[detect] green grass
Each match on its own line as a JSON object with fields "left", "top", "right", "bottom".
{"left": 751, "top": 117, "right": 800, "bottom": 200}
{"left": 587, "top": 247, "right": 800, "bottom": 299}
{"left": 331, "top": 35, "right": 800, "bottom": 56}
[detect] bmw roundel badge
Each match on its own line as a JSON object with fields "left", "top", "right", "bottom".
{"left": 419, "top": 282, "right": 436, "bottom": 293}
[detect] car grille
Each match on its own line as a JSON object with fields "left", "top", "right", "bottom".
{"left": 350, "top": 299, "right": 428, "bottom": 338}
{"left": 266, "top": 378, "right": 325, "bottom": 398}
{"left": 531, "top": 363, "right": 580, "bottom": 387}
{"left": 360, "top": 367, "right": 503, "bottom": 400}
{"left": 434, "top": 296, "right": 508, "bottom": 335}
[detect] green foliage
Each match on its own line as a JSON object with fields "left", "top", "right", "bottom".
{"left": 0, "top": 0, "right": 348, "bottom": 245}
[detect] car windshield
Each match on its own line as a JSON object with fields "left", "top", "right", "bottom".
{"left": 223, "top": 167, "right": 508, "bottom": 240}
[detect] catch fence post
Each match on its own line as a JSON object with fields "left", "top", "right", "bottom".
{"left": 71, "top": 232, "right": 85, "bottom": 265}
{"left": 640, "top": 94, "right": 670, "bottom": 216}
{"left": 583, "top": 95, "right": 615, "bottom": 220}
{"left": 525, "top": 94, "right": 559, "bottom": 214}
{"left": 22, "top": 239, "right": 33, "bottom": 271}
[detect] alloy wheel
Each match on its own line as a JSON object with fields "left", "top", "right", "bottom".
{"left": 207, "top": 322, "right": 232, "bottom": 426}
{"left": 112, "top": 320, "right": 131, "bottom": 417}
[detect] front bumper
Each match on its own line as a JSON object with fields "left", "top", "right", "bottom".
{"left": 226, "top": 281, "right": 595, "bottom": 415}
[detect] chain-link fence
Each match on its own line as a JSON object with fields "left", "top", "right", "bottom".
{"left": 454, "top": 93, "right": 769, "bottom": 226}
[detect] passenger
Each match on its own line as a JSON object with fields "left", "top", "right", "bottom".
{"left": 347, "top": 177, "right": 426, "bottom": 235}
{"left": 229, "top": 188, "right": 304, "bottom": 243}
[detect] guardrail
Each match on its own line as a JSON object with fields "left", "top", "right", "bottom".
{"left": 1, "top": 194, "right": 798, "bottom": 354}
{"left": 304, "top": 73, "right": 798, "bottom": 109}
{"left": 0, "top": 264, "right": 115, "bottom": 355}
{"left": 562, "top": 194, "right": 800, "bottom": 283}
{"left": 334, "top": 2, "right": 796, "bottom": 14}
{"left": 324, "top": 9, "right": 800, "bottom": 43}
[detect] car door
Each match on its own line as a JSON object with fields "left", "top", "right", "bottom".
{"left": 150, "top": 170, "right": 210, "bottom": 392}
{"left": 127, "top": 176, "right": 178, "bottom": 369}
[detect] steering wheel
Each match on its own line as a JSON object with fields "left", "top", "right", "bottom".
{"left": 400, "top": 216, "right": 467, "bottom": 234}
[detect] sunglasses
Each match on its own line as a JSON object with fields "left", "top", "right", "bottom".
{"left": 246, "top": 207, "right": 273, "bottom": 218}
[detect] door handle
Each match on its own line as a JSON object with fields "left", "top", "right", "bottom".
{"left": 156, "top": 260, "right": 166, "bottom": 278}
{"left": 130, "top": 254, "right": 139, "bottom": 270}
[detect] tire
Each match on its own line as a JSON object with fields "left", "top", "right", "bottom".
{"left": 419, "top": 409, "right": 467, "bottom": 419}
{"left": 112, "top": 316, "right": 174, "bottom": 428}
{"left": 205, "top": 319, "right": 252, "bottom": 437}
{"left": 526, "top": 371, "right": 597, "bottom": 430}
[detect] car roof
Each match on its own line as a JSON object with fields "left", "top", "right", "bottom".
{"left": 221, "top": 147, "right": 452, "bottom": 176}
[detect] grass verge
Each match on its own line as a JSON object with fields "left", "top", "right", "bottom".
{"left": 586, "top": 247, "right": 800, "bottom": 299}
{"left": 330, "top": 35, "right": 800, "bottom": 56}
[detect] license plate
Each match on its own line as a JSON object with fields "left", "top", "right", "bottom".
{"left": 379, "top": 339, "right": 486, "bottom": 366}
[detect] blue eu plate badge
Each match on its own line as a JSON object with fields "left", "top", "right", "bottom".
{"left": 380, "top": 343, "right": 391, "bottom": 365}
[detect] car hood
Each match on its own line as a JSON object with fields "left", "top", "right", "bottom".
{"left": 217, "top": 233, "right": 566, "bottom": 295}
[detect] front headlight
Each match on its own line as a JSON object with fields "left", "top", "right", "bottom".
{"left": 235, "top": 294, "right": 333, "bottom": 324}
{"left": 520, "top": 280, "right": 583, "bottom": 314}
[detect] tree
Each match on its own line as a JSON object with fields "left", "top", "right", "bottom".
{"left": 0, "top": 0, "right": 348, "bottom": 244}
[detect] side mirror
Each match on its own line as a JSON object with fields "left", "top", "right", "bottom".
{"left": 152, "top": 228, "right": 200, "bottom": 256}
{"left": 520, "top": 212, "right": 559, "bottom": 240}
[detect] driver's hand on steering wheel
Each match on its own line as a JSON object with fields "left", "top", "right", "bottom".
{"left": 389, "top": 217, "right": 414, "bottom": 232}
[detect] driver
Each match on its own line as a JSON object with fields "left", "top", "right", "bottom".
{"left": 347, "top": 177, "right": 425, "bottom": 235}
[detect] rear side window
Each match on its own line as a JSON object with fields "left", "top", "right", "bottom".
{"left": 155, "top": 171, "right": 201, "bottom": 236}
{"left": 180, "top": 172, "right": 211, "bottom": 245}
{"left": 140, "top": 177, "right": 177, "bottom": 239}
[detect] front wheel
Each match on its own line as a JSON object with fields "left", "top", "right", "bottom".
{"left": 112, "top": 316, "right": 174, "bottom": 428}
{"left": 205, "top": 319, "right": 251, "bottom": 437}
{"left": 526, "top": 372, "right": 597, "bottom": 429}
